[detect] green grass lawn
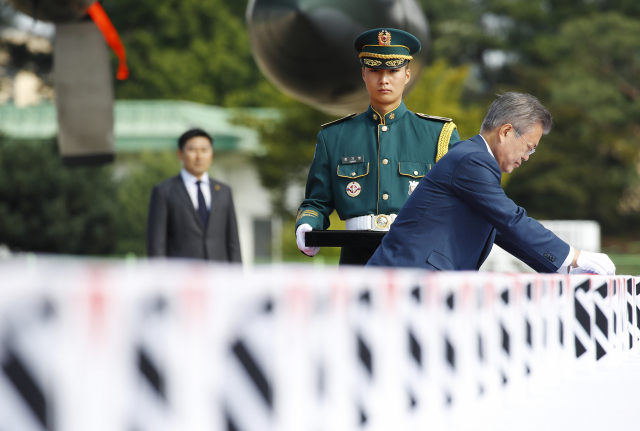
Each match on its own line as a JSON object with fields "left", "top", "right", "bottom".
{"left": 610, "top": 254, "right": 640, "bottom": 276}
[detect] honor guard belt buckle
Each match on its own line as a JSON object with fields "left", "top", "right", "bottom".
{"left": 345, "top": 214, "right": 397, "bottom": 231}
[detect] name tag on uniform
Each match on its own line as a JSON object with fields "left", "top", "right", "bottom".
{"left": 341, "top": 155, "right": 364, "bottom": 164}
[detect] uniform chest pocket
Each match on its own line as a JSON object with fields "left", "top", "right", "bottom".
{"left": 399, "top": 162, "right": 430, "bottom": 178}
{"left": 337, "top": 162, "right": 369, "bottom": 179}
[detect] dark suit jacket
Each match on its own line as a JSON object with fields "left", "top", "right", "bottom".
{"left": 146, "top": 175, "right": 242, "bottom": 262}
{"left": 367, "top": 135, "right": 569, "bottom": 272}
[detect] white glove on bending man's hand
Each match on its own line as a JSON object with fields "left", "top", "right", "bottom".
{"left": 296, "top": 224, "right": 319, "bottom": 257}
{"left": 569, "top": 251, "right": 616, "bottom": 275}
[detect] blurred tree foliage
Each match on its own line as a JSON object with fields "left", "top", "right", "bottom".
{"left": 2, "top": 0, "right": 639, "bottom": 258}
{"left": 103, "top": 0, "right": 285, "bottom": 107}
{"left": 0, "top": 3, "right": 14, "bottom": 29}
{"left": 418, "top": 0, "right": 640, "bottom": 87}
{"left": 505, "top": 12, "right": 640, "bottom": 233}
{"left": 242, "top": 101, "right": 332, "bottom": 217}
{"left": 0, "top": 3, "right": 53, "bottom": 89}
{"left": 0, "top": 138, "right": 119, "bottom": 254}
{"left": 404, "top": 59, "right": 485, "bottom": 140}
{"left": 413, "top": 0, "right": 640, "bottom": 235}
{"left": 115, "top": 150, "right": 180, "bottom": 255}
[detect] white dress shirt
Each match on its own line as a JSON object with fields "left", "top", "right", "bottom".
{"left": 478, "top": 134, "right": 574, "bottom": 269}
{"left": 180, "top": 169, "right": 211, "bottom": 211}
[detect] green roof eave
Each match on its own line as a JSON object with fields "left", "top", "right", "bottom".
{"left": 0, "top": 100, "right": 271, "bottom": 153}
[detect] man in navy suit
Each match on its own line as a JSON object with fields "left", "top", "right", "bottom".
{"left": 147, "top": 129, "right": 242, "bottom": 262}
{"left": 367, "top": 92, "right": 615, "bottom": 274}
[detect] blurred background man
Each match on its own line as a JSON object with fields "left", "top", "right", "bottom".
{"left": 146, "top": 128, "right": 241, "bottom": 263}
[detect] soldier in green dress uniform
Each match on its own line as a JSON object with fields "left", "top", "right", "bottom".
{"left": 295, "top": 28, "right": 461, "bottom": 265}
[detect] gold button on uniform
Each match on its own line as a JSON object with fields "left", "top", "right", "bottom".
{"left": 382, "top": 158, "right": 389, "bottom": 165}
{"left": 381, "top": 125, "right": 388, "bottom": 132}
{"left": 351, "top": 172, "right": 356, "bottom": 176}
{"left": 382, "top": 193, "right": 389, "bottom": 200}
{"left": 414, "top": 170, "right": 419, "bottom": 175}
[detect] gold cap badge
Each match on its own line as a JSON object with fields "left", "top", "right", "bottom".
{"left": 378, "top": 30, "right": 391, "bottom": 46}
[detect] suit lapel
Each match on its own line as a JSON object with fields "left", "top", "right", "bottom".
{"left": 173, "top": 175, "right": 205, "bottom": 230}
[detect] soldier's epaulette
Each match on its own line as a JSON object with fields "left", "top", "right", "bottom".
{"left": 415, "top": 113, "right": 453, "bottom": 122}
{"left": 321, "top": 113, "right": 357, "bottom": 129}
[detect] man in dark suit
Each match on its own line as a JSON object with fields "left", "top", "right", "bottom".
{"left": 147, "top": 128, "right": 242, "bottom": 263}
{"left": 367, "top": 92, "right": 614, "bottom": 275}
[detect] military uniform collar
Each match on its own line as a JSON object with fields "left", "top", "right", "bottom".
{"left": 366, "top": 101, "right": 408, "bottom": 126}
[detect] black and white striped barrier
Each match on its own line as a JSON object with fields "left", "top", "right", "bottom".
{"left": 0, "top": 258, "right": 638, "bottom": 431}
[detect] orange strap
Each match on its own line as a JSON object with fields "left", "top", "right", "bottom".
{"left": 87, "top": 2, "right": 129, "bottom": 80}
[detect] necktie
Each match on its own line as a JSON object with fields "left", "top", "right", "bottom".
{"left": 196, "top": 181, "right": 209, "bottom": 226}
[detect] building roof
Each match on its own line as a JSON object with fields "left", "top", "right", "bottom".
{"left": 0, "top": 100, "right": 269, "bottom": 152}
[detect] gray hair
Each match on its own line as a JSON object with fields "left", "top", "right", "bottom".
{"left": 480, "top": 92, "right": 553, "bottom": 135}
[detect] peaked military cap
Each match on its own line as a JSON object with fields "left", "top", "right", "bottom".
{"left": 354, "top": 28, "right": 421, "bottom": 69}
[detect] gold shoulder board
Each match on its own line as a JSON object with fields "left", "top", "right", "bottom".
{"left": 321, "top": 113, "right": 357, "bottom": 129}
{"left": 415, "top": 113, "right": 453, "bottom": 122}
{"left": 436, "top": 122, "right": 457, "bottom": 162}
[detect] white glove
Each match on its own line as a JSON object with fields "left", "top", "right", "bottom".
{"left": 570, "top": 251, "right": 616, "bottom": 275}
{"left": 296, "top": 224, "right": 319, "bottom": 257}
